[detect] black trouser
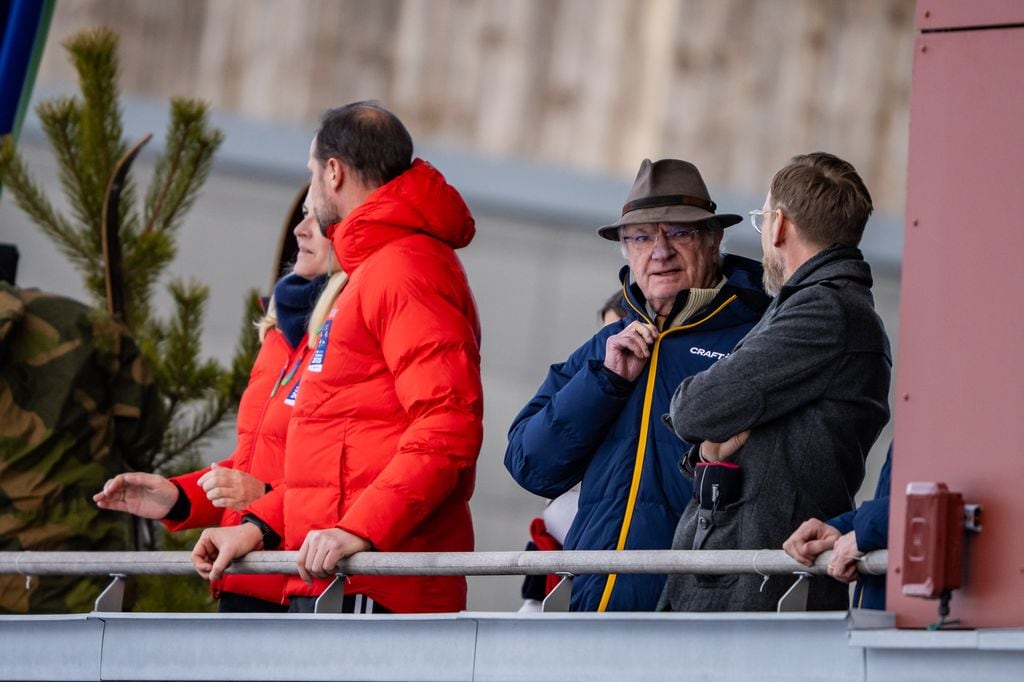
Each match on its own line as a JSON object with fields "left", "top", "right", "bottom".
{"left": 288, "top": 594, "right": 390, "bottom": 614}
{"left": 218, "top": 591, "right": 288, "bottom": 613}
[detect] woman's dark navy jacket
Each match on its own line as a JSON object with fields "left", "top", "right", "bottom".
{"left": 828, "top": 442, "right": 892, "bottom": 610}
{"left": 505, "top": 255, "right": 770, "bottom": 611}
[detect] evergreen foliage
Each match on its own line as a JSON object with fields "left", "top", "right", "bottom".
{"left": 0, "top": 27, "right": 261, "bottom": 547}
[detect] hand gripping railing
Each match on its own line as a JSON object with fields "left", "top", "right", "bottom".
{"left": 0, "top": 549, "right": 887, "bottom": 613}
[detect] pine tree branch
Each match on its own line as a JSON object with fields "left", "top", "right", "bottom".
{"left": 157, "top": 128, "right": 224, "bottom": 234}
{"left": 34, "top": 98, "right": 107, "bottom": 290}
{"left": 143, "top": 120, "right": 187, "bottom": 236}
{"left": 153, "top": 392, "right": 233, "bottom": 472}
{"left": 121, "top": 230, "right": 174, "bottom": 329}
{"left": 0, "top": 136, "right": 95, "bottom": 277}
{"left": 229, "top": 290, "right": 263, "bottom": 402}
{"left": 156, "top": 279, "right": 217, "bottom": 397}
{"left": 143, "top": 99, "right": 223, "bottom": 237}
{"left": 34, "top": 99, "right": 100, "bottom": 244}
{"left": 65, "top": 27, "right": 127, "bottom": 241}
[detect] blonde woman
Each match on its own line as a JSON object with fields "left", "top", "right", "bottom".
{"left": 95, "top": 194, "right": 332, "bottom": 612}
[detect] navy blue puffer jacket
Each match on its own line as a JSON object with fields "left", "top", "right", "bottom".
{"left": 505, "top": 255, "right": 769, "bottom": 611}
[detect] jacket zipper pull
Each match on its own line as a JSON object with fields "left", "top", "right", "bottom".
{"left": 269, "top": 362, "right": 288, "bottom": 398}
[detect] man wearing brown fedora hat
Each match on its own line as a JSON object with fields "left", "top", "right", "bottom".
{"left": 505, "top": 158, "right": 770, "bottom": 611}
{"left": 661, "top": 152, "right": 891, "bottom": 612}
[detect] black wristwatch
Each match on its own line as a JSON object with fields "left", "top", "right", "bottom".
{"left": 241, "top": 514, "right": 281, "bottom": 550}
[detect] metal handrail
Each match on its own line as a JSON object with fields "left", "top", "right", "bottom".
{"left": 0, "top": 549, "right": 887, "bottom": 577}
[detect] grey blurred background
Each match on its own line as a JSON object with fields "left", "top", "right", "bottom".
{"left": 0, "top": 0, "right": 912, "bottom": 610}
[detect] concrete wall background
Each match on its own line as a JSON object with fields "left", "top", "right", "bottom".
{"left": 38, "top": 0, "right": 915, "bottom": 214}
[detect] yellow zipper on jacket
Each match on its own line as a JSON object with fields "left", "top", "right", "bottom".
{"left": 596, "top": 293, "right": 738, "bottom": 612}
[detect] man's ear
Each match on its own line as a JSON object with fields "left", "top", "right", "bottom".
{"left": 325, "top": 158, "right": 345, "bottom": 192}
{"left": 772, "top": 211, "right": 791, "bottom": 248}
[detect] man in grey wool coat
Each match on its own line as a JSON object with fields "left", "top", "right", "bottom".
{"left": 661, "top": 152, "right": 892, "bottom": 612}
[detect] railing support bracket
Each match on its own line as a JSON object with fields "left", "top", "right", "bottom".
{"left": 777, "top": 571, "right": 813, "bottom": 612}
{"left": 93, "top": 573, "right": 127, "bottom": 613}
{"left": 314, "top": 574, "right": 347, "bottom": 614}
{"left": 541, "top": 572, "right": 575, "bottom": 612}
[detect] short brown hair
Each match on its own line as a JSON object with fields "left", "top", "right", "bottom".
{"left": 769, "top": 152, "right": 872, "bottom": 247}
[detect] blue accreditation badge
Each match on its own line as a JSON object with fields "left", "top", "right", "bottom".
{"left": 284, "top": 379, "right": 300, "bottom": 406}
{"left": 308, "top": 320, "right": 331, "bottom": 373}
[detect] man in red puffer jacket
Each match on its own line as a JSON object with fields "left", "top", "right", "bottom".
{"left": 192, "top": 102, "right": 484, "bottom": 614}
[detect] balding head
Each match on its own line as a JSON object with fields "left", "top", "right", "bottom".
{"left": 314, "top": 101, "right": 413, "bottom": 189}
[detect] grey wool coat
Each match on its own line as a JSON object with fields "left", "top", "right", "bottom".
{"left": 661, "top": 245, "right": 891, "bottom": 612}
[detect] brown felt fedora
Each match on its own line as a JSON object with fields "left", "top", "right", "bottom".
{"left": 597, "top": 159, "right": 742, "bottom": 240}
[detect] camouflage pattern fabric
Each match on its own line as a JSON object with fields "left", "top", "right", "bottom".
{"left": 0, "top": 283, "right": 162, "bottom": 613}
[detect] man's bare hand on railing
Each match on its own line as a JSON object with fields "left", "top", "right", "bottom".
{"left": 93, "top": 472, "right": 178, "bottom": 519}
{"left": 192, "top": 524, "right": 263, "bottom": 582}
{"left": 196, "top": 463, "right": 267, "bottom": 510}
{"left": 782, "top": 517, "right": 866, "bottom": 582}
{"left": 296, "top": 528, "right": 372, "bottom": 585}
{"left": 825, "top": 530, "right": 862, "bottom": 583}
{"left": 782, "top": 518, "right": 840, "bottom": 566}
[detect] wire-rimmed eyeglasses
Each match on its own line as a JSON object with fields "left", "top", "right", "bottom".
{"left": 621, "top": 224, "right": 703, "bottom": 251}
{"left": 748, "top": 208, "right": 777, "bottom": 235}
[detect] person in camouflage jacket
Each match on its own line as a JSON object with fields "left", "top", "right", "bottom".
{"left": 0, "top": 283, "right": 162, "bottom": 613}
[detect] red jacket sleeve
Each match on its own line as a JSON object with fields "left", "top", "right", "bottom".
{"left": 162, "top": 458, "right": 231, "bottom": 532}
{"left": 245, "top": 482, "right": 287, "bottom": 539}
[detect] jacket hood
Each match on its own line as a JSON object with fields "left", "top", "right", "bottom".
{"left": 330, "top": 158, "right": 476, "bottom": 273}
{"left": 618, "top": 254, "right": 769, "bottom": 324}
{"left": 779, "top": 245, "right": 872, "bottom": 300}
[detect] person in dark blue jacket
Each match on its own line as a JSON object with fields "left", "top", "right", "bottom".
{"left": 505, "top": 159, "right": 770, "bottom": 611}
{"left": 784, "top": 443, "right": 892, "bottom": 609}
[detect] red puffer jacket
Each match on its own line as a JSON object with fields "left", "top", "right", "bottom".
{"left": 165, "top": 327, "right": 308, "bottom": 604}
{"left": 248, "top": 159, "right": 484, "bottom": 612}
